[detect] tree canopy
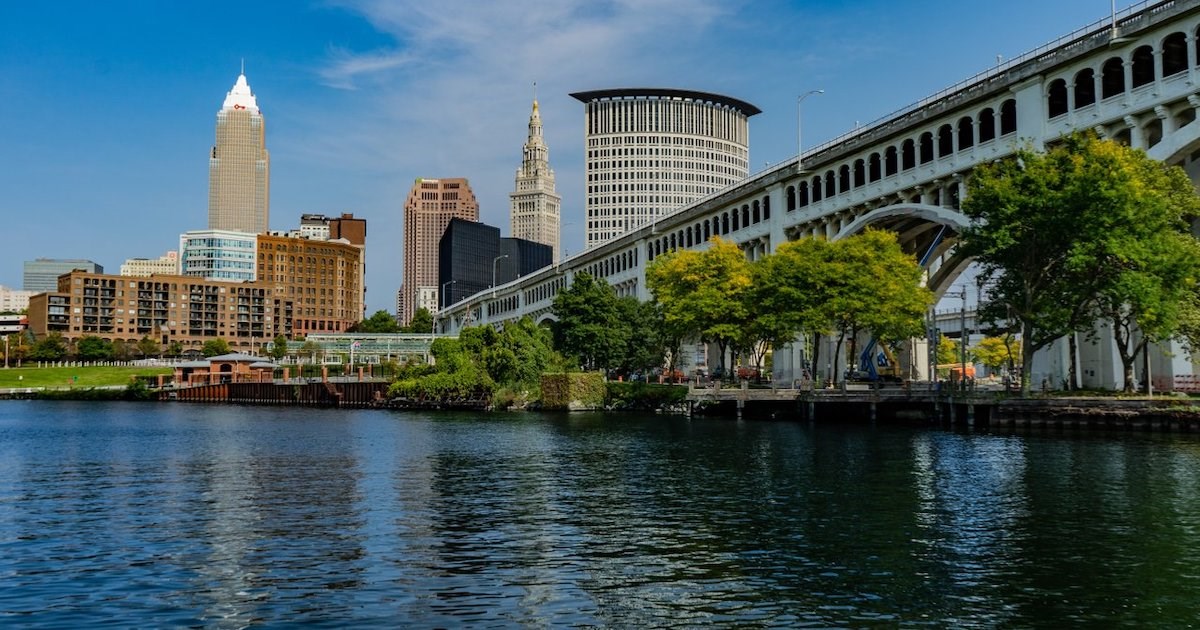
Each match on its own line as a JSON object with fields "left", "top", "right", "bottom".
{"left": 961, "top": 133, "right": 1200, "bottom": 393}
{"left": 353, "top": 310, "right": 402, "bottom": 333}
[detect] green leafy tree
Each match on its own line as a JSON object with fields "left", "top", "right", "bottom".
{"left": 616, "top": 297, "right": 667, "bottom": 377}
{"left": 962, "top": 133, "right": 1200, "bottom": 394}
{"left": 166, "top": 341, "right": 183, "bottom": 357}
{"left": 750, "top": 237, "right": 838, "bottom": 379}
{"left": 136, "top": 336, "right": 160, "bottom": 359}
{"left": 975, "top": 335, "right": 1021, "bottom": 374}
{"left": 299, "top": 339, "right": 322, "bottom": 363}
{"left": 75, "top": 335, "right": 112, "bottom": 361}
{"left": 202, "top": 338, "right": 231, "bottom": 357}
{"left": 406, "top": 308, "right": 434, "bottom": 334}
{"left": 646, "top": 238, "right": 751, "bottom": 376}
{"left": 29, "top": 332, "right": 68, "bottom": 360}
{"left": 353, "top": 310, "right": 401, "bottom": 333}
{"left": 551, "top": 272, "right": 628, "bottom": 371}
{"left": 111, "top": 339, "right": 132, "bottom": 361}
{"left": 822, "top": 230, "right": 932, "bottom": 383}
{"left": 270, "top": 334, "right": 289, "bottom": 360}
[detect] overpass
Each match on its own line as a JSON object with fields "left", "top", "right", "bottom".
{"left": 436, "top": 0, "right": 1200, "bottom": 387}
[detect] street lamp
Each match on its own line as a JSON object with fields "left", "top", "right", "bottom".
{"left": 797, "top": 89, "right": 824, "bottom": 173}
{"left": 492, "top": 254, "right": 509, "bottom": 296}
{"left": 440, "top": 280, "right": 457, "bottom": 310}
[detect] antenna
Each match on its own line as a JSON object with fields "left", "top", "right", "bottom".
{"left": 241, "top": 58, "right": 245, "bottom": 75}
{"left": 533, "top": 81, "right": 538, "bottom": 102}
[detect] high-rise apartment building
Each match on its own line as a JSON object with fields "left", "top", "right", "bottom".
{"left": 23, "top": 258, "right": 103, "bottom": 292}
{"left": 208, "top": 72, "right": 270, "bottom": 234}
{"left": 570, "top": 88, "right": 760, "bottom": 248}
{"left": 509, "top": 99, "right": 561, "bottom": 261}
{"left": 120, "top": 251, "right": 179, "bottom": 277}
{"left": 399, "top": 178, "right": 478, "bottom": 325}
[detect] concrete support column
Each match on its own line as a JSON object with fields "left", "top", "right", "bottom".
{"left": 1188, "top": 33, "right": 1199, "bottom": 85}
{"left": 1156, "top": 105, "right": 1177, "bottom": 136}
{"left": 1124, "top": 115, "right": 1146, "bottom": 149}
{"left": 1124, "top": 60, "right": 1135, "bottom": 103}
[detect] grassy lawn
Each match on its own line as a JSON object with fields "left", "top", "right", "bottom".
{"left": 0, "top": 365, "right": 172, "bottom": 389}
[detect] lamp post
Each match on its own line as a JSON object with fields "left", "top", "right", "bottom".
{"left": 492, "top": 254, "right": 509, "bottom": 296}
{"left": 797, "top": 90, "right": 824, "bottom": 173}
{"left": 440, "top": 280, "right": 457, "bottom": 310}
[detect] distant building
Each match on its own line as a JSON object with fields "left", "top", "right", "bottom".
{"left": 120, "top": 251, "right": 179, "bottom": 277}
{"left": 256, "top": 233, "right": 364, "bottom": 336}
{"left": 400, "top": 178, "right": 479, "bottom": 325}
{"left": 274, "top": 212, "right": 368, "bottom": 324}
{"left": 179, "top": 230, "right": 259, "bottom": 282}
{"left": 26, "top": 270, "right": 292, "bottom": 351}
{"left": 0, "top": 285, "right": 35, "bottom": 313}
{"left": 23, "top": 258, "right": 103, "bottom": 292}
{"left": 0, "top": 313, "right": 25, "bottom": 335}
{"left": 571, "top": 88, "right": 759, "bottom": 248}
{"left": 509, "top": 99, "right": 561, "bottom": 261}
{"left": 209, "top": 71, "right": 270, "bottom": 234}
{"left": 438, "top": 218, "right": 552, "bottom": 310}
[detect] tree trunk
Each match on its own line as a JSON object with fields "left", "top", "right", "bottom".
{"left": 1067, "top": 332, "right": 1078, "bottom": 391}
{"left": 1111, "top": 319, "right": 1136, "bottom": 394}
{"left": 1021, "top": 321, "right": 1035, "bottom": 396}
{"left": 810, "top": 332, "right": 822, "bottom": 387}
{"left": 833, "top": 332, "right": 846, "bottom": 386}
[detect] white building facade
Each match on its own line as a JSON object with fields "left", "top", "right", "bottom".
{"left": 571, "top": 88, "right": 758, "bottom": 248}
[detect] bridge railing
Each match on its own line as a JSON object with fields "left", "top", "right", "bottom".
{"left": 799, "top": 0, "right": 1174, "bottom": 163}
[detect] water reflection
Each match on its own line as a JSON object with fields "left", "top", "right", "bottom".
{"left": 1, "top": 402, "right": 1200, "bottom": 626}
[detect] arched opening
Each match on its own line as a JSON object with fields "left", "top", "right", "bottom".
{"left": 762, "top": 197, "right": 770, "bottom": 220}
{"left": 937, "top": 124, "right": 954, "bottom": 158}
{"left": 798, "top": 182, "right": 809, "bottom": 207}
{"left": 1048, "top": 78, "right": 1068, "bottom": 117}
{"left": 978, "top": 108, "right": 996, "bottom": 143}
{"left": 1112, "top": 127, "right": 1132, "bottom": 146}
{"left": 853, "top": 159, "right": 866, "bottom": 187}
{"left": 919, "top": 132, "right": 934, "bottom": 164}
{"left": 1000, "top": 99, "right": 1017, "bottom": 135}
{"left": 669, "top": 234, "right": 677, "bottom": 250}
{"left": 1145, "top": 117, "right": 1163, "bottom": 148}
{"left": 732, "top": 210, "right": 740, "bottom": 232}
{"left": 1074, "top": 68, "right": 1096, "bottom": 108}
{"left": 1163, "top": 32, "right": 1187, "bottom": 76}
{"left": 1131, "top": 45, "right": 1155, "bottom": 88}
{"left": 741, "top": 205, "right": 750, "bottom": 227}
{"left": 885, "top": 146, "right": 898, "bottom": 176}
{"left": 786, "top": 185, "right": 796, "bottom": 211}
{"left": 722, "top": 213, "right": 730, "bottom": 234}
{"left": 957, "top": 117, "right": 974, "bottom": 150}
{"left": 901, "top": 140, "right": 916, "bottom": 170}
{"left": 838, "top": 165, "right": 851, "bottom": 193}
{"left": 711, "top": 217, "right": 719, "bottom": 237}
{"left": 685, "top": 228, "right": 693, "bottom": 247}
{"left": 752, "top": 200, "right": 761, "bottom": 224}
{"left": 811, "top": 176, "right": 823, "bottom": 202}
{"left": 703, "top": 220, "right": 711, "bottom": 240}
{"left": 824, "top": 171, "right": 836, "bottom": 198}
{"left": 1102, "top": 57, "right": 1125, "bottom": 98}
{"left": 869, "top": 153, "right": 882, "bottom": 181}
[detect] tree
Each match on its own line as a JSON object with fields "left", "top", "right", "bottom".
{"left": 352, "top": 310, "right": 401, "bottom": 333}
{"left": 616, "top": 297, "right": 667, "bottom": 377}
{"left": 300, "top": 339, "right": 323, "bottom": 363}
{"left": 646, "top": 238, "right": 751, "bottom": 376}
{"left": 270, "top": 334, "right": 289, "bottom": 360}
{"left": 202, "top": 338, "right": 231, "bottom": 357}
{"left": 136, "top": 336, "right": 160, "bottom": 359}
{"left": 75, "top": 335, "right": 112, "bottom": 361}
{"left": 111, "top": 339, "right": 132, "bottom": 361}
{"left": 29, "top": 332, "right": 68, "bottom": 360}
{"left": 406, "top": 308, "right": 434, "bottom": 334}
{"left": 975, "top": 335, "right": 1021, "bottom": 375}
{"left": 551, "top": 272, "right": 628, "bottom": 371}
{"left": 166, "top": 341, "right": 183, "bottom": 357}
{"left": 961, "top": 133, "right": 1200, "bottom": 394}
{"left": 751, "top": 237, "right": 838, "bottom": 381}
{"left": 810, "top": 231, "right": 932, "bottom": 384}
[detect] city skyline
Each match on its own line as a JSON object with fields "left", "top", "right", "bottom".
{"left": 0, "top": 1, "right": 1119, "bottom": 313}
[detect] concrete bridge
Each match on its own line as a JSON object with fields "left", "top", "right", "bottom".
{"left": 437, "top": 0, "right": 1200, "bottom": 389}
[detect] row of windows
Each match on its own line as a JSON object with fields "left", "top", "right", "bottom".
{"left": 1048, "top": 28, "right": 1200, "bottom": 117}
{"left": 643, "top": 197, "right": 771, "bottom": 263}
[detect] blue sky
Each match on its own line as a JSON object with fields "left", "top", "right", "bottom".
{"left": 0, "top": 1, "right": 1117, "bottom": 313}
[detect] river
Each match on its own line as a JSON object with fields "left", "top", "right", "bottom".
{"left": 1, "top": 401, "right": 1198, "bottom": 627}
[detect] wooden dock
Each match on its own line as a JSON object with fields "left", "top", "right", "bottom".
{"left": 161, "top": 379, "right": 390, "bottom": 408}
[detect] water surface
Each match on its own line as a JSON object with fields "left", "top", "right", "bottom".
{"left": 1, "top": 401, "right": 1198, "bottom": 627}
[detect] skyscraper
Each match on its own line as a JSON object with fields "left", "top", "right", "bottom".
{"left": 571, "top": 88, "right": 759, "bottom": 248}
{"left": 400, "top": 178, "right": 479, "bottom": 325}
{"left": 208, "top": 72, "right": 270, "bottom": 234}
{"left": 509, "top": 99, "right": 561, "bottom": 261}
